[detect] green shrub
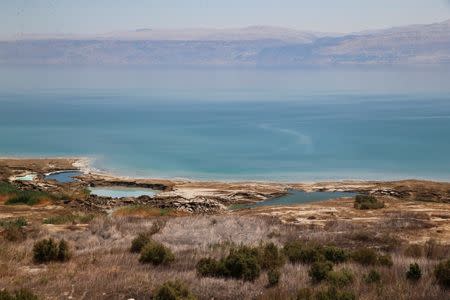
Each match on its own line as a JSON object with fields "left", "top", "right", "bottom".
{"left": 267, "top": 268, "right": 281, "bottom": 287}
{"left": 323, "top": 246, "right": 348, "bottom": 264}
{"left": 5, "top": 190, "right": 50, "bottom": 206}
{"left": 296, "top": 288, "right": 313, "bottom": 300}
{"left": 152, "top": 280, "right": 196, "bottom": 300}
{"left": 258, "top": 242, "right": 285, "bottom": 270}
{"left": 378, "top": 254, "right": 393, "bottom": 267}
{"left": 308, "top": 261, "right": 333, "bottom": 283}
{"left": 196, "top": 258, "right": 220, "bottom": 277}
{"left": 406, "top": 263, "right": 422, "bottom": 281}
{"left": 0, "top": 181, "right": 18, "bottom": 195}
{"left": 139, "top": 240, "right": 174, "bottom": 265}
{"left": 224, "top": 246, "right": 261, "bottom": 281}
{"left": 0, "top": 289, "right": 39, "bottom": 300}
{"left": 434, "top": 259, "right": 450, "bottom": 289}
{"left": 283, "top": 241, "right": 323, "bottom": 264}
{"left": 33, "top": 238, "right": 71, "bottom": 263}
{"left": 351, "top": 248, "right": 378, "bottom": 266}
{"left": 0, "top": 217, "right": 27, "bottom": 228}
{"left": 315, "top": 287, "right": 356, "bottom": 300}
{"left": 364, "top": 269, "right": 381, "bottom": 284}
{"left": 130, "top": 233, "right": 152, "bottom": 253}
{"left": 327, "top": 268, "right": 354, "bottom": 287}
{"left": 354, "top": 194, "right": 384, "bottom": 210}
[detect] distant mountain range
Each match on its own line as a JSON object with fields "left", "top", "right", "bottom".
{"left": 0, "top": 20, "right": 449, "bottom": 66}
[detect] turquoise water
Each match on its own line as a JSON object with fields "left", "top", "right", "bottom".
{"left": 250, "top": 191, "right": 356, "bottom": 208}
{"left": 89, "top": 186, "right": 157, "bottom": 198}
{"left": 1, "top": 67, "right": 450, "bottom": 181}
{"left": 45, "top": 171, "right": 82, "bottom": 183}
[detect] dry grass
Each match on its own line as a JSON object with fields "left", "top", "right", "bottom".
{"left": 0, "top": 214, "right": 449, "bottom": 299}
{"left": 113, "top": 205, "right": 189, "bottom": 218}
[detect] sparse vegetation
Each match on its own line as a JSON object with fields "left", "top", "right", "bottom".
{"left": 267, "top": 268, "right": 281, "bottom": 287}
{"left": 152, "top": 281, "right": 196, "bottom": 300}
{"left": 32, "top": 238, "right": 71, "bottom": 263}
{"left": 43, "top": 213, "right": 94, "bottom": 225}
{"left": 0, "top": 217, "right": 28, "bottom": 242}
{"left": 139, "top": 240, "right": 175, "bottom": 265}
{"left": 0, "top": 289, "right": 39, "bottom": 300}
{"left": 364, "top": 269, "right": 381, "bottom": 284}
{"left": 354, "top": 194, "right": 385, "bottom": 210}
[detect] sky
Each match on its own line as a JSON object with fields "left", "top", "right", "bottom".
{"left": 1, "top": 0, "right": 450, "bottom": 36}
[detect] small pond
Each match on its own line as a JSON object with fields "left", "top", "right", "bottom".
{"left": 15, "top": 174, "right": 36, "bottom": 181}
{"left": 45, "top": 171, "right": 82, "bottom": 183}
{"left": 89, "top": 186, "right": 157, "bottom": 198}
{"left": 235, "top": 190, "right": 356, "bottom": 209}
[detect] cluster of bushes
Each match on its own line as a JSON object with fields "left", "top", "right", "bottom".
{"left": 196, "top": 243, "right": 285, "bottom": 282}
{"left": 0, "top": 289, "right": 39, "bottom": 300}
{"left": 350, "top": 248, "right": 393, "bottom": 267}
{"left": 32, "top": 238, "right": 71, "bottom": 263}
{"left": 354, "top": 194, "right": 385, "bottom": 210}
{"left": 130, "top": 234, "right": 174, "bottom": 266}
{"left": 0, "top": 181, "right": 55, "bottom": 206}
{"left": 0, "top": 217, "right": 28, "bottom": 242}
{"left": 152, "top": 281, "right": 196, "bottom": 300}
{"left": 284, "top": 241, "right": 349, "bottom": 265}
{"left": 296, "top": 286, "right": 355, "bottom": 300}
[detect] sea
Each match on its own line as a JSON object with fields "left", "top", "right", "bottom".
{"left": 1, "top": 66, "right": 449, "bottom": 182}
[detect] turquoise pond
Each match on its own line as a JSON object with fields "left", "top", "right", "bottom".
{"left": 45, "top": 171, "right": 82, "bottom": 183}
{"left": 237, "top": 190, "right": 357, "bottom": 209}
{"left": 88, "top": 186, "right": 157, "bottom": 198}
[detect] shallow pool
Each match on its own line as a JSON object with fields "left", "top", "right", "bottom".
{"left": 45, "top": 171, "right": 82, "bottom": 183}
{"left": 238, "top": 190, "right": 356, "bottom": 209}
{"left": 89, "top": 186, "right": 157, "bottom": 198}
{"left": 15, "top": 174, "right": 36, "bottom": 181}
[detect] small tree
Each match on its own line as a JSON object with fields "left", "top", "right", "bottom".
{"left": 152, "top": 280, "right": 196, "bottom": 300}
{"left": 406, "top": 263, "right": 422, "bottom": 281}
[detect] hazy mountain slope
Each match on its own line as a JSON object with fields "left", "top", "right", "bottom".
{"left": 0, "top": 20, "right": 449, "bottom": 66}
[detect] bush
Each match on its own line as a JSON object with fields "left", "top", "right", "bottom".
{"left": 406, "top": 263, "right": 422, "bottom": 281}
{"left": 152, "top": 280, "right": 196, "bottom": 300}
{"left": 364, "top": 269, "right": 381, "bottom": 284}
{"left": 283, "top": 241, "right": 323, "bottom": 264}
{"left": 351, "top": 248, "right": 378, "bottom": 266}
{"left": 1, "top": 217, "right": 28, "bottom": 242}
{"left": 378, "top": 254, "right": 393, "bottom": 267}
{"left": 130, "top": 233, "right": 152, "bottom": 253}
{"left": 258, "top": 242, "right": 285, "bottom": 270}
{"left": 354, "top": 194, "right": 384, "bottom": 210}
{"left": 315, "top": 287, "right": 356, "bottom": 300}
{"left": 224, "top": 246, "right": 261, "bottom": 281}
{"left": 327, "top": 268, "right": 354, "bottom": 287}
{"left": 434, "top": 259, "right": 450, "bottom": 289}
{"left": 323, "top": 246, "right": 348, "bottom": 264}
{"left": 308, "top": 261, "right": 333, "bottom": 283}
{"left": 196, "top": 258, "right": 220, "bottom": 277}
{"left": 267, "top": 268, "right": 281, "bottom": 287}
{"left": 0, "top": 289, "right": 39, "bottom": 300}
{"left": 33, "top": 238, "right": 71, "bottom": 263}
{"left": 5, "top": 190, "right": 50, "bottom": 206}
{"left": 139, "top": 240, "right": 174, "bottom": 265}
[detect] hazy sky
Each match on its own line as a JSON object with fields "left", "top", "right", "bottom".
{"left": 1, "top": 0, "right": 450, "bottom": 36}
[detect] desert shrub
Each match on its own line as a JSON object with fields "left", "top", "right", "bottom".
{"left": 1, "top": 217, "right": 28, "bottom": 242}
{"left": 139, "top": 240, "right": 174, "bottom": 265}
{"left": 323, "top": 246, "right": 348, "bottom": 263}
{"left": 0, "top": 289, "right": 39, "bottom": 300}
{"left": 5, "top": 190, "right": 50, "bottom": 206}
{"left": 33, "top": 238, "right": 71, "bottom": 263}
{"left": 308, "top": 261, "right": 333, "bottom": 283}
{"left": 0, "top": 217, "right": 27, "bottom": 228}
{"left": 267, "top": 268, "right": 281, "bottom": 287}
{"left": 224, "top": 246, "right": 261, "bottom": 281}
{"left": 351, "top": 248, "right": 378, "bottom": 266}
{"left": 327, "top": 268, "right": 354, "bottom": 287}
{"left": 364, "top": 269, "right": 381, "bottom": 284}
{"left": 258, "top": 242, "right": 285, "bottom": 270}
{"left": 296, "top": 288, "right": 313, "bottom": 300}
{"left": 354, "top": 194, "right": 384, "bottom": 210}
{"left": 314, "top": 287, "right": 356, "bottom": 300}
{"left": 196, "top": 258, "right": 220, "bottom": 277}
{"left": 284, "top": 241, "right": 323, "bottom": 264}
{"left": 378, "top": 254, "right": 393, "bottom": 267}
{"left": 130, "top": 233, "right": 152, "bottom": 253}
{"left": 404, "top": 244, "right": 423, "bottom": 258}
{"left": 406, "top": 263, "right": 422, "bottom": 281}
{"left": 152, "top": 280, "right": 196, "bottom": 300}
{"left": 434, "top": 259, "right": 450, "bottom": 289}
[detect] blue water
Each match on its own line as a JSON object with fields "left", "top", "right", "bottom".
{"left": 1, "top": 67, "right": 450, "bottom": 181}
{"left": 45, "top": 171, "right": 82, "bottom": 183}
